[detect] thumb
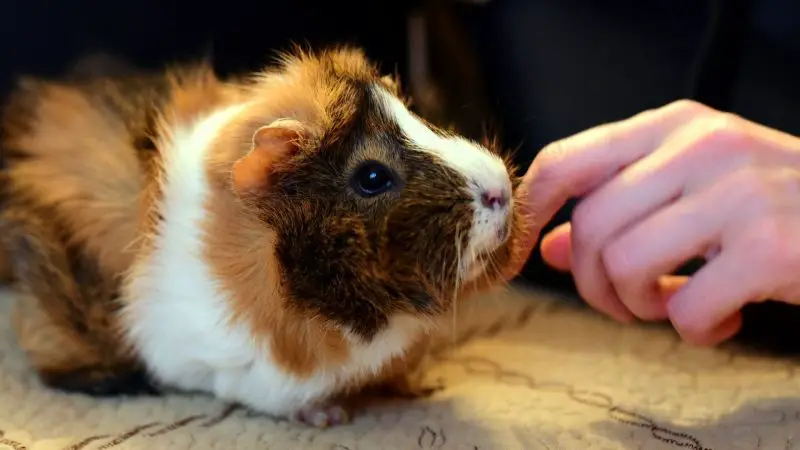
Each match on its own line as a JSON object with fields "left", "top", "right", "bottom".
{"left": 540, "top": 222, "right": 572, "bottom": 271}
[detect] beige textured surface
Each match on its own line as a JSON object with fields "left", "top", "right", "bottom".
{"left": 2, "top": 285, "right": 800, "bottom": 450}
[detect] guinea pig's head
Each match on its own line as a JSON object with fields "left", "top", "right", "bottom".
{"left": 212, "top": 47, "right": 522, "bottom": 341}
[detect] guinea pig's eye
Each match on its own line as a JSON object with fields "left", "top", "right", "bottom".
{"left": 350, "top": 161, "right": 395, "bottom": 197}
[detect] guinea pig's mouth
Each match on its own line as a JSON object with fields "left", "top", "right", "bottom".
{"left": 461, "top": 216, "right": 515, "bottom": 284}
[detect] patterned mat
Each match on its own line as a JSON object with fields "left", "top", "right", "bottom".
{"left": 1, "top": 286, "right": 799, "bottom": 449}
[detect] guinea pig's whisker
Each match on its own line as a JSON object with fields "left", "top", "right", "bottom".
{"left": 439, "top": 238, "right": 449, "bottom": 300}
{"left": 454, "top": 224, "right": 465, "bottom": 290}
{"left": 420, "top": 313, "right": 438, "bottom": 333}
{"left": 484, "top": 254, "right": 509, "bottom": 308}
{"left": 450, "top": 223, "right": 464, "bottom": 348}
{"left": 486, "top": 252, "right": 502, "bottom": 281}
{"left": 122, "top": 232, "right": 148, "bottom": 254}
{"left": 469, "top": 249, "right": 508, "bottom": 330}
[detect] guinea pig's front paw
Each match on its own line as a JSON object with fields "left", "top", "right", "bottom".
{"left": 290, "top": 403, "right": 351, "bottom": 428}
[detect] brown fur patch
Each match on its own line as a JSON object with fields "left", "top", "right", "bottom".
{"left": 12, "top": 290, "right": 153, "bottom": 396}
{"left": 202, "top": 186, "right": 350, "bottom": 378}
{"left": 156, "top": 64, "right": 245, "bottom": 129}
{"left": 2, "top": 81, "right": 144, "bottom": 281}
{"left": 1, "top": 205, "right": 151, "bottom": 396}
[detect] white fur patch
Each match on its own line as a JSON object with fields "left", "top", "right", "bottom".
{"left": 120, "top": 103, "right": 426, "bottom": 417}
{"left": 372, "top": 86, "right": 513, "bottom": 279}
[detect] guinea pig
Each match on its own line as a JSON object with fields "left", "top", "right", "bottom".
{"left": 0, "top": 46, "right": 524, "bottom": 427}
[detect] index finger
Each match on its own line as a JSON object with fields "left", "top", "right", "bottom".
{"left": 521, "top": 100, "right": 716, "bottom": 235}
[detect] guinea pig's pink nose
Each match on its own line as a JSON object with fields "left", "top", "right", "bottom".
{"left": 480, "top": 189, "right": 508, "bottom": 210}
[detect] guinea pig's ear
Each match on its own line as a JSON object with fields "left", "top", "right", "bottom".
{"left": 231, "top": 119, "right": 304, "bottom": 195}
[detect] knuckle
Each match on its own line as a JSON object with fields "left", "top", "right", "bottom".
{"left": 601, "top": 240, "right": 638, "bottom": 285}
{"left": 697, "top": 113, "right": 749, "bottom": 151}
{"left": 746, "top": 217, "right": 800, "bottom": 269}
{"left": 531, "top": 141, "right": 568, "bottom": 183}
{"left": 666, "top": 99, "right": 710, "bottom": 117}
{"left": 672, "top": 112, "right": 755, "bottom": 166}
{"left": 707, "top": 113, "right": 743, "bottom": 138}
{"left": 728, "top": 169, "right": 787, "bottom": 216}
{"left": 745, "top": 225, "right": 781, "bottom": 269}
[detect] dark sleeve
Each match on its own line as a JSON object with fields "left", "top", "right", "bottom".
{"left": 414, "top": 0, "right": 800, "bottom": 294}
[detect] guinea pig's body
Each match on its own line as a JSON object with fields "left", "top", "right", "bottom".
{"left": 0, "top": 47, "right": 522, "bottom": 426}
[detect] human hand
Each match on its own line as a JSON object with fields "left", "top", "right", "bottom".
{"left": 512, "top": 99, "right": 800, "bottom": 346}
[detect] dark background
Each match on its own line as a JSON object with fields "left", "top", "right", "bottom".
{"left": 3, "top": 0, "right": 800, "bottom": 352}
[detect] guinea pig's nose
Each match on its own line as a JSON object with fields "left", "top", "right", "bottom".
{"left": 480, "top": 189, "right": 508, "bottom": 210}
